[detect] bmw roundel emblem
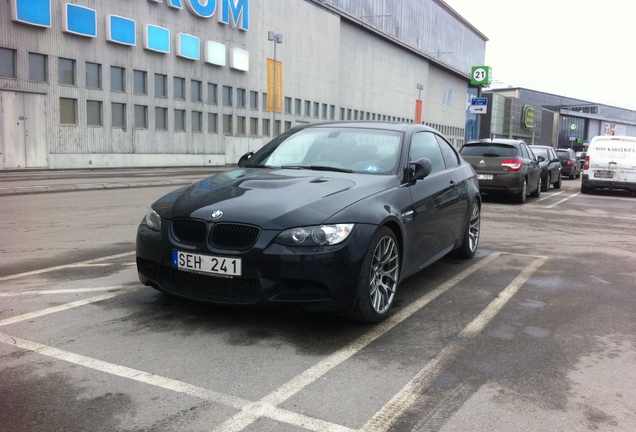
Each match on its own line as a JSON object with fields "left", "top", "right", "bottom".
{"left": 210, "top": 210, "right": 223, "bottom": 219}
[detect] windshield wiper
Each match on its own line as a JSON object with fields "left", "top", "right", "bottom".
{"left": 280, "top": 165, "right": 353, "bottom": 173}
{"left": 306, "top": 165, "right": 354, "bottom": 173}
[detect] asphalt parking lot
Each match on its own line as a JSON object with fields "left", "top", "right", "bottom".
{"left": 1, "top": 173, "right": 635, "bottom": 431}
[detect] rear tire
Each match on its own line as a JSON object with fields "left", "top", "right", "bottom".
{"left": 515, "top": 178, "right": 527, "bottom": 204}
{"left": 554, "top": 173, "right": 562, "bottom": 189}
{"left": 350, "top": 227, "right": 400, "bottom": 323}
{"left": 541, "top": 173, "right": 550, "bottom": 192}
{"left": 454, "top": 201, "right": 480, "bottom": 259}
{"left": 531, "top": 176, "right": 541, "bottom": 198}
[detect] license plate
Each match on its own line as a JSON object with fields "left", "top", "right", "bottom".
{"left": 594, "top": 171, "right": 614, "bottom": 179}
{"left": 172, "top": 250, "right": 241, "bottom": 276}
{"left": 478, "top": 174, "right": 494, "bottom": 180}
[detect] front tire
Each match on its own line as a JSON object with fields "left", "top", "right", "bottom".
{"left": 350, "top": 227, "right": 400, "bottom": 323}
{"left": 554, "top": 173, "right": 562, "bottom": 189}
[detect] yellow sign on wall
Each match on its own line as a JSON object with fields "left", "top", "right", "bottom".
{"left": 266, "top": 58, "right": 283, "bottom": 113}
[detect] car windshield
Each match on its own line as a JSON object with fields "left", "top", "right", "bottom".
{"left": 245, "top": 127, "right": 403, "bottom": 174}
{"left": 556, "top": 150, "right": 570, "bottom": 161}
{"left": 531, "top": 148, "right": 549, "bottom": 159}
{"left": 460, "top": 143, "right": 518, "bottom": 157}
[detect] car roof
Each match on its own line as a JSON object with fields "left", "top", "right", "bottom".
{"left": 290, "top": 121, "right": 439, "bottom": 134}
{"left": 465, "top": 138, "right": 526, "bottom": 147}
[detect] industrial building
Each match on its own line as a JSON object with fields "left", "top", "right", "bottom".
{"left": 0, "top": 0, "right": 487, "bottom": 170}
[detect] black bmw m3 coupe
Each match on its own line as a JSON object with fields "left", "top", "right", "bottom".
{"left": 136, "top": 122, "right": 481, "bottom": 322}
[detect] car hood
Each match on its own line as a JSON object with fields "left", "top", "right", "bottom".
{"left": 152, "top": 168, "right": 397, "bottom": 229}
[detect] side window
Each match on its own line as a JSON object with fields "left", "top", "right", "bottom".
{"left": 520, "top": 144, "right": 531, "bottom": 159}
{"left": 435, "top": 135, "right": 459, "bottom": 169}
{"left": 410, "top": 132, "right": 445, "bottom": 173}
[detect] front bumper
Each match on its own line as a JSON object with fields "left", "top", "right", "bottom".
{"left": 136, "top": 221, "right": 377, "bottom": 314}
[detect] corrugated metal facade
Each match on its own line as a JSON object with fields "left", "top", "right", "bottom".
{"left": 0, "top": 0, "right": 486, "bottom": 170}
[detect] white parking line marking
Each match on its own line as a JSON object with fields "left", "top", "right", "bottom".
{"left": 535, "top": 190, "right": 566, "bottom": 203}
{"left": 0, "top": 251, "right": 135, "bottom": 282}
{"left": 363, "top": 255, "right": 547, "bottom": 431}
{"left": 0, "top": 286, "right": 129, "bottom": 297}
{"left": 544, "top": 192, "right": 580, "bottom": 208}
{"left": 212, "top": 252, "right": 503, "bottom": 432}
{"left": 0, "top": 251, "right": 540, "bottom": 432}
{"left": 0, "top": 290, "right": 133, "bottom": 327}
{"left": 0, "top": 332, "right": 250, "bottom": 409}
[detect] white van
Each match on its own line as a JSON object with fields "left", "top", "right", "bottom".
{"left": 581, "top": 135, "right": 636, "bottom": 194}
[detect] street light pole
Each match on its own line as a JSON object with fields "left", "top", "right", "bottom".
{"left": 268, "top": 31, "right": 283, "bottom": 136}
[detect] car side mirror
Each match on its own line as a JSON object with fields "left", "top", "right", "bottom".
{"left": 537, "top": 155, "right": 545, "bottom": 162}
{"left": 238, "top": 151, "right": 254, "bottom": 167}
{"left": 409, "top": 157, "right": 433, "bottom": 180}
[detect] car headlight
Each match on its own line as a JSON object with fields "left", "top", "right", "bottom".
{"left": 144, "top": 207, "right": 162, "bottom": 231}
{"left": 276, "top": 223, "right": 354, "bottom": 246}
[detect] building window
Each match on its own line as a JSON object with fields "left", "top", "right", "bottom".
{"left": 208, "top": 113, "right": 218, "bottom": 133}
{"left": 274, "top": 120, "right": 281, "bottom": 136}
{"left": 223, "top": 114, "right": 233, "bottom": 134}
{"left": 174, "top": 109, "right": 185, "bottom": 131}
{"left": 59, "top": 58, "right": 76, "bottom": 85}
{"left": 155, "top": 73, "right": 167, "bottom": 98}
{"left": 250, "top": 91, "right": 258, "bottom": 109}
{"left": 60, "top": 98, "right": 77, "bottom": 125}
{"left": 112, "top": 102, "right": 126, "bottom": 128}
{"left": 237, "top": 116, "right": 246, "bottom": 135}
{"left": 322, "top": 104, "right": 328, "bottom": 120}
{"left": 340, "top": 108, "right": 345, "bottom": 120}
{"left": 28, "top": 53, "right": 47, "bottom": 82}
{"left": 86, "top": 100, "right": 102, "bottom": 126}
{"left": 223, "top": 86, "right": 233, "bottom": 106}
{"left": 285, "top": 121, "right": 292, "bottom": 131}
{"left": 155, "top": 107, "right": 167, "bottom": 130}
{"left": 86, "top": 62, "right": 101, "bottom": 89}
{"left": 207, "top": 83, "right": 217, "bottom": 104}
{"left": 262, "top": 118, "right": 270, "bottom": 137}
{"left": 295, "top": 98, "right": 302, "bottom": 115}
{"left": 262, "top": 92, "right": 267, "bottom": 110}
{"left": 110, "top": 66, "right": 125, "bottom": 92}
{"left": 304, "top": 101, "right": 311, "bottom": 117}
{"left": 174, "top": 77, "right": 185, "bottom": 99}
{"left": 191, "top": 80, "right": 202, "bottom": 102}
{"left": 0, "top": 48, "right": 16, "bottom": 78}
{"left": 192, "top": 111, "right": 202, "bottom": 132}
{"left": 250, "top": 117, "right": 258, "bottom": 136}
{"left": 237, "top": 88, "right": 246, "bottom": 108}
{"left": 314, "top": 102, "right": 320, "bottom": 118}
{"left": 134, "top": 105, "right": 148, "bottom": 128}
{"left": 284, "top": 97, "right": 292, "bottom": 114}
{"left": 134, "top": 70, "right": 147, "bottom": 95}
{"left": 330, "top": 105, "right": 336, "bottom": 120}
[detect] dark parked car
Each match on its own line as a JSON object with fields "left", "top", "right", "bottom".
{"left": 136, "top": 122, "right": 481, "bottom": 322}
{"left": 529, "top": 145, "right": 562, "bottom": 191}
{"left": 459, "top": 138, "right": 542, "bottom": 204}
{"left": 576, "top": 151, "right": 586, "bottom": 170}
{"left": 556, "top": 148, "right": 581, "bottom": 179}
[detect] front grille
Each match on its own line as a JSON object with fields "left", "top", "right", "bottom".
{"left": 172, "top": 218, "right": 207, "bottom": 244}
{"left": 165, "top": 267, "right": 261, "bottom": 304}
{"left": 210, "top": 223, "right": 260, "bottom": 250}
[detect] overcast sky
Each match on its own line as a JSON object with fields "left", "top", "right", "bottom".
{"left": 443, "top": 0, "right": 636, "bottom": 111}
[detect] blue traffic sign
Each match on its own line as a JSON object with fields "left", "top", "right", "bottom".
{"left": 471, "top": 97, "right": 487, "bottom": 106}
